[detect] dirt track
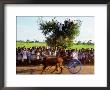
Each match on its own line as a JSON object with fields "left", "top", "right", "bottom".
{"left": 16, "top": 65, "right": 94, "bottom": 74}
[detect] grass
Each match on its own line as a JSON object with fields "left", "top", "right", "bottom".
{"left": 16, "top": 42, "right": 47, "bottom": 48}
{"left": 16, "top": 42, "right": 94, "bottom": 49}
{"left": 69, "top": 44, "right": 94, "bottom": 49}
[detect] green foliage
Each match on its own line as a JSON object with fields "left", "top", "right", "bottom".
{"left": 26, "top": 40, "right": 30, "bottom": 43}
{"left": 39, "top": 18, "right": 81, "bottom": 49}
{"left": 35, "top": 40, "right": 39, "bottom": 43}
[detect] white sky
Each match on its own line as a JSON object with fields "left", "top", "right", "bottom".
{"left": 17, "top": 16, "right": 94, "bottom": 42}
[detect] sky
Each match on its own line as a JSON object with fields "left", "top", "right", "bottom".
{"left": 16, "top": 16, "right": 94, "bottom": 43}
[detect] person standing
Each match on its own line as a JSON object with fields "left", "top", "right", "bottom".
{"left": 27, "top": 48, "right": 31, "bottom": 64}
{"left": 22, "top": 48, "right": 28, "bottom": 65}
{"left": 17, "top": 48, "right": 22, "bottom": 65}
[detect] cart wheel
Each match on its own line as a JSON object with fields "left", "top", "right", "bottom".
{"left": 68, "top": 59, "right": 82, "bottom": 74}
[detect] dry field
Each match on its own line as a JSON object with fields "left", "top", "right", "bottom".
{"left": 16, "top": 65, "right": 94, "bottom": 74}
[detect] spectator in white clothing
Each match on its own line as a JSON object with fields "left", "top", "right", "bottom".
{"left": 22, "top": 48, "right": 28, "bottom": 62}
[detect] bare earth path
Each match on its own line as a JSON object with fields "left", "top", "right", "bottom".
{"left": 16, "top": 65, "right": 94, "bottom": 74}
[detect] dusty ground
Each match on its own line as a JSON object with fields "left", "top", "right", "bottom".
{"left": 16, "top": 65, "right": 94, "bottom": 74}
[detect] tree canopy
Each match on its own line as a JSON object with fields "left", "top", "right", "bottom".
{"left": 39, "top": 18, "right": 81, "bottom": 49}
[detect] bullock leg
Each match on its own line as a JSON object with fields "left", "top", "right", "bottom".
{"left": 48, "top": 65, "right": 57, "bottom": 73}
{"left": 41, "top": 65, "right": 46, "bottom": 74}
{"left": 41, "top": 60, "right": 47, "bottom": 74}
{"left": 59, "top": 62, "right": 63, "bottom": 73}
{"left": 55, "top": 63, "right": 63, "bottom": 74}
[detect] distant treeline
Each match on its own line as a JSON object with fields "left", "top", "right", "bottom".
{"left": 74, "top": 40, "right": 94, "bottom": 45}
{"left": 17, "top": 40, "right": 41, "bottom": 43}
{"left": 17, "top": 40, "right": 94, "bottom": 45}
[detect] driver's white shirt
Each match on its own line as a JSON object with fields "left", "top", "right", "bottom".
{"left": 71, "top": 51, "right": 78, "bottom": 60}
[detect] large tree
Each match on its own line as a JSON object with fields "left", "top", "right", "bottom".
{"left": 39, "top": 18, "right": 81, "bottom": 49}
